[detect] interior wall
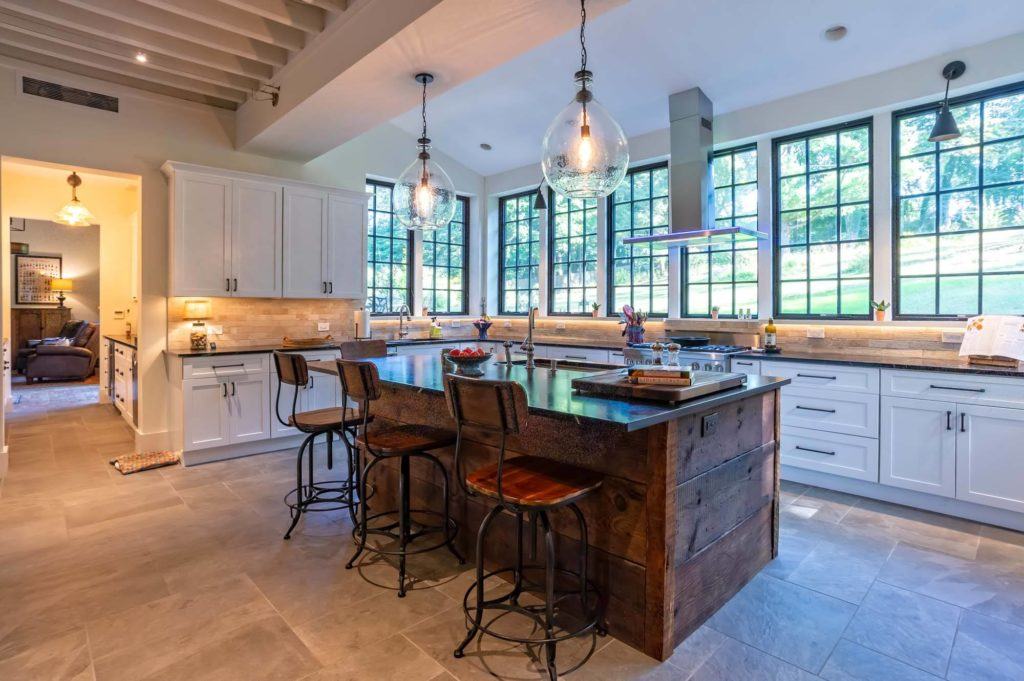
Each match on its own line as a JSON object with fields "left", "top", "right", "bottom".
{"left": 0, "top": 55, "right": 486, "bottom": 451}
{"left": 10, "top": 219, "right": 99, "bottom": 323}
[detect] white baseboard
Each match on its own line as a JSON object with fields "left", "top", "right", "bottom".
{"left": 783, "top": 465, "right": 1024, "bottom": 532}
{"left": 181, "top": 434, "right": 315, "bottom": 466}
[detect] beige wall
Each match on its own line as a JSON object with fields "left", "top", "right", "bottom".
{"left": 0, "top": 54, "right": 485, "bottom": 450}
{"left": 10, "top": 219, "right": 100, "bottom": 322}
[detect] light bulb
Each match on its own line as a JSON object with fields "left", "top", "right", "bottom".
{"left": 415, "top": 181, "right": 434, "bottom": 219}
{"left": 576, "top": 125, "right": 594, "bottom": 169}
{"left": 395, "top": 155, "right": 455, "bottom": 231}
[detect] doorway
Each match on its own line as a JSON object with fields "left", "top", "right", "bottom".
{"left": 1, "top": 158, "right": 140, "bottom": 426}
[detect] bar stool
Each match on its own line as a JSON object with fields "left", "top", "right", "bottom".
{"left": 443, "top": 374, "right": 605, "bottom": 681}
{"left": 338, "top": 358, "right": 464, "bottom": 597}
{"left": 273, "top": 351, "right": 368, "bottom": 539}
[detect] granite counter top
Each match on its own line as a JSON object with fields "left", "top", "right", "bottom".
{"left": 165, "top": 342, "right": 340, "bottom": 357}
{"left": 308, "top": 354, "right": 789, "bottom": 431}
{"left": 739, "top": 349, "right": 1024, "bottom": 378}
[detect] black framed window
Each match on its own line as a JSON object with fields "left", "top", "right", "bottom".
{"left": 366, "top": 180, "right": 413, "bottom": 314}
{"left": 684, "top": 145, "right": 759, "bottom": 316}
{"left": 893, "top": 83, "right": 1024, "bottom": 318}
{"left": 422, "top": 195, "right": 469, "bottom": 314}
{"left": 607, "top": 163, "right": 670, "bottom": 316}
{"left": 499, "top": 191, "right": 541, "bottom": 314}
{"left": 548, "top": 191, "right": 598, "bottom": 315}
{"left": 773, "top": 119, "right": 873, "bottom": 318}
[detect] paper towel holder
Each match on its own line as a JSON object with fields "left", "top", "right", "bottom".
{"left": 354, "top": 307, "right": 372, "bottom": 340}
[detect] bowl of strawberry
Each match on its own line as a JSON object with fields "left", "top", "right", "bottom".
{"left": 443, "top": 346, "right": 493, "bottom": 376}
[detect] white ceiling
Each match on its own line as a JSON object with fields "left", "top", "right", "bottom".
{"left": 390, "top": 0, "right": 1024, "bottom": 176}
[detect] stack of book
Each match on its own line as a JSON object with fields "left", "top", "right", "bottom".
{"left": 626, "top": 365, "right": 694, "bottom": 386}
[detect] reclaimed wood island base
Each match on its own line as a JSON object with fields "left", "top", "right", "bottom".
{"left": 310, "top": 356, "right": 788, "bottom": 661}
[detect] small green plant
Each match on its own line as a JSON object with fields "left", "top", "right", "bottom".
{"left": 591, "top": 302, "right": 601, "bottom": 311}
{"left": 871, "top": 300, "right": 891, "bottom": 311}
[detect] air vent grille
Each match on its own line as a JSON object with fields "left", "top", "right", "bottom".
{"left": 22, "top": 77, "right": 118, "bottom": 112}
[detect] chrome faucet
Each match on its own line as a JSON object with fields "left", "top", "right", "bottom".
{"left": 521, "top": 306, "right": 538, "bottom": 369}
{"left": 397, "top": 304, "right": 411, "bottom": 340}
{"left": 503, "top": 339, "right": 514, "bottom": 367}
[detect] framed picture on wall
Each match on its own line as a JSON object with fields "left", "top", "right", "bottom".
{"left": 15, "top": 254, "right": 62, "bottom": 304}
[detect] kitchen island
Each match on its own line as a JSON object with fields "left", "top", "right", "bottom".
{"left": 309, "top": 355, "right": 789, "bottom": 660}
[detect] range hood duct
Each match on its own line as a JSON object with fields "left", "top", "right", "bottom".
{"left": 624, "top": 86, "right": 767, "bottom": 249}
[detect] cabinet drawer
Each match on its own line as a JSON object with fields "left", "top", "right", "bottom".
{"left": 543, "top": 346, "right": 609, "bottom": 363}
{"left": 731, "top": 358, "right": 761, "bottom": 375}
{"left": 607, "top": 349, "right": 627, "bottom": 365}
{"left": 780, "top": 386, "right": 879, "bottom": 437}
{"left": 881, "top": 369, "right": 1024, "bottom": 409}
{"left": 781, "top": 426, "right": 879, "bottom": 482}
{"left": 761, "top": 360, "right": 879, "bottom": 394}
{"left": 184, "top": 353, "right": 269, "bottom": 379}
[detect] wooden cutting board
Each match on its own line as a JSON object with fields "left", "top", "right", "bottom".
{"left": 571, "top": 369, "right": 746, "bottom": 403}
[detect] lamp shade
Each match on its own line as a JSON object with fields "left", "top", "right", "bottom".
{"left": 50, "top": 278, "right": 73, "bottom": 292}
{"left": 184, "top": 300, "right": 211, "bottom": 320}
{"left": 928, "top": 103, "right": 961, "bottom": 142}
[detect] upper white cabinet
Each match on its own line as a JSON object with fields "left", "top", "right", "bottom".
{"left": 164, "top": 162, "right": 368, "bottom": 301}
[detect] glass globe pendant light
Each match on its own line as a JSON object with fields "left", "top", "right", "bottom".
{"left": 541, "top": 0, "right": 628, "bottom": 200}
{"left": 394, "top": 73, "right": 456, "bottom": 232}
{"left": 54, "top": 171, "right": 97, "bottom": 227}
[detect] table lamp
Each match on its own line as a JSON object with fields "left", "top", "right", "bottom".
{"left": 184, "top": 299, "right": 212, "bottom": 350}
{"left": 51, "top": 278, "right": 73, "bottom": 308}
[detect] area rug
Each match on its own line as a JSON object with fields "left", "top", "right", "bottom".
{"left": 109, "top": 450, "right": 180, "bottom": 474}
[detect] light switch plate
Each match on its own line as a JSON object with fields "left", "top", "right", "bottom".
{"left": 806, "top": 327, "right": 825, "bottom": 339}
{"left": 208, "top": 325, "right": 223, "bottom": 335}
{"left": 113, "top": 310, "right": 125, "bottom": 319}
{"left": 504, "top": 320, "right": 512, "bottom": 328}
{"left": 942, "top": 330, "right": 964, "bottom": 344}
{"left": 317, "top": 322, "right": 330, "bottom": 332}
{"left": 450, "top": 320, "right": 460, "bottom": 328}
{"left": 555, "top": 321, "right": 566, "bottom": 330}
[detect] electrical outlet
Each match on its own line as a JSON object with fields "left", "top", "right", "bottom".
{"left": 806, "top": 327, "right": 825, "bottom": 339}
{"left": 942, "top": 330, "right": 964, "bottom": 344}
{"left": 504, "top": 320, "right": 512, "bottom": 328}
{"left": 317, "top": 322, "right": 329, "bottom": 332}
{"left": 701, "top": 412, "right": 720, "bottom": 437}
{"left": 208, "top": 325, "right": 223, "bottom": 335}
{"left": 450, "top": 320, "right": 460, "bottom": 328}
{"left": 555, "top": 321, "right": 566, "bottom": 330}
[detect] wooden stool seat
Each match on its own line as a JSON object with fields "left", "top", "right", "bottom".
{"left": 357, "top": 423, "right": 456, "bottom": 454}
{"left": 466, "top": 455, "right": 602, "bottom": 508}
{"left": 288, "top": 406, "right": 368, "bottom": 431}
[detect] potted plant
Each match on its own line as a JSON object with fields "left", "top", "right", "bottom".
{"left": 710, "top": 305, "right": 720, "bottom": 320}
{"left": 591, "top": 302, "right": 601, "bottom": 318}
{"left": 871, "top": 300, "right": 890, "bottom": 322}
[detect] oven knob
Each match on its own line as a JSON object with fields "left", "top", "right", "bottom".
{"left": 703, "top": 363, "right": 713, "bottom": 371}
{"left": 715, "top": 365, "right": 725, "bottom": 372}
{"left": 690, "top": 361, "right": 701, "bottom": 371}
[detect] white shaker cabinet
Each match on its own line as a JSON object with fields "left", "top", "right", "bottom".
{"left": 325, "top": 194, "right": 368, "bottom": 300}
{"left": 956, "top": 403, "right": 1024, "bottom": 513}
{"left": 170, "top": 171, "right": 232, "bottom": 297}
{"left": 880, "top": 396, "right": 957, "bottom": 498}
{"left": 226, "top": 374, "right": 271, "bottom": 444}
{"left": 183, "top": 378, "right": 231, "bottom": 451}
{"left": 232, "top": 180, "right": 283, "bottom": 298}
{"left": 284, "top": 186, "right": 330, "bottom": 298}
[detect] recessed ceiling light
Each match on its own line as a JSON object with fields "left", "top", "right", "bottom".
{"left": 479, "top": 143, "right": 492, "bottom": 151}
{"left": 824, "top": 25, "right": 847, "bottom": 41}
{"left": 135, "top": 52, "right": 148, "bottom": 63}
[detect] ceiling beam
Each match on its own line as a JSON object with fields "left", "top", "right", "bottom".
{"left": 0, "top": 25, "right": 248, "bottom": 103}
{"left": 135, "top": 0, "right": 306, "bottom": 52}
{"left": 217, "top": 0, "right": 324, "bottom": 34}
{"left": 0, "top": 0, "right": 274, "bottom": 80}
{"left": 0, "top": 9, "right": 258, "bottom": 93}
{"left": 299, "top": 0, "right": 348, "bottom": 13}
{"left": 0, "top": 43, "right": 238, "bottom": 109}
{"left": 55, "top": 0, "right": 289, "bottom": 66}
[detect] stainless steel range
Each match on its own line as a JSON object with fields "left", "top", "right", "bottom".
{"left": 622, "top": 344, "right": 750, "bottom": 372}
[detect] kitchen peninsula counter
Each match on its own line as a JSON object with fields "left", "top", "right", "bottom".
{"left": 309, "top": 355, "right": 789, "bottom": 660}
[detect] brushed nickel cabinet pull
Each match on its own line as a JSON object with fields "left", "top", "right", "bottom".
{"left": 795, "top": 445, "right": 836, "bottom": 456}
{"left": 796, "top": 372, "right": 837, "bottom": 380}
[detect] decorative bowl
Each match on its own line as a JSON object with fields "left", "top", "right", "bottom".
{"left": 443, "top": 351, "right": 494, "bottom": 376}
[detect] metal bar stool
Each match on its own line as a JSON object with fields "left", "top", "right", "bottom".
{"left": 273, "top": 351, "right": 369, "bottom": 539}
{"left": 443, "top": 374, "right": 605, "bottom": 681}
{"left": 338, "top": 358, "right": 464, "bottom": 597}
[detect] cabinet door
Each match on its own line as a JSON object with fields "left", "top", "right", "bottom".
{"left": 306, "top": 372, "right": 341, "bottom": 412}
{"left": 232, "top": 180, "right": 282, "bottom": 297}
{"left": 731, "top": 358, "right": 761, "bottom": 375}
{"left": 325, "top": 194, "right": 367, "bottom": 299}
{"left": 227, "top": 375, "right": 270, "bottom": 444}
{"left": 183, "top": 379, "right": 231, "bottom": 451}
{"left": 172, "top": 172, "right": 232, "bottom": 296}
{"left": 880, "top": 396, "right": 957, "bottom": 498}
{"left": 956, "top": 404, "right": 1024, "bottom": 513}
{"left": 283, "top": 186, "right": 329, "bottom": 298}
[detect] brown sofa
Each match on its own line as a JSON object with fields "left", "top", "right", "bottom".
{"left": 24, "top": 322, "right": 99, "bottom": 383}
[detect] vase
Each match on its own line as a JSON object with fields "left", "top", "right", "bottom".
{"left": 626, "top": 324, "right": 645, "bottom": 345}
{"left": 874, "top": 309, "right": 886, "bottom": 322}
{"left": 474, "top": 322, "right": 492, "bottom": 340}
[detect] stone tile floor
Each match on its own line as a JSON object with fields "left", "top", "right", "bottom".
{"left": 1, "top": 390, "right": 1023, "bottom": 680}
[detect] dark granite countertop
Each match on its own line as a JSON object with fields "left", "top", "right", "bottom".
{"left": 738, "top": 349, "right": 1024, "bottom": 378}
{"left": 104, "top": 334, "right": 137, "bottom": 349}
{"left": 165, "top": 342, "right": 340, "bottom": 357}
{"left": 308, "top": 354, "right": 789, "bottom": 431}
{"left": 387, "top": 336, "right": 635, "bottom": 351}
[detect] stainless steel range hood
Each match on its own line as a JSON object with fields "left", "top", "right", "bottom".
{"left": 623, "top": 87, "right": 768, "bottom": 249}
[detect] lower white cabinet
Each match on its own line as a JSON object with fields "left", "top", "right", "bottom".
{"left": 183, "top": 372, "right": 271, "bottom": 451}
{"left": 731, "top": 358, "right": 761, "bottom": 375}
{"left": 780, "top": 386, "right": 879, "bottom": 438}
{"left": 880, "top": 396, "right": 957, "bottom": 498}
{"left": 227, "top": 374, "right": 271, "bottom": 444}
{"left": 956, "top": 403, "right": 1024, "bottom": 513}
{"left": 782, "top": 426, "right": 879, "bottom": 482}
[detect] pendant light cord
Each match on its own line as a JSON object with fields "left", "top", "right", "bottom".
{"left": 421, "top": 78, "right": 428, "bottom": 141}
{"left": 420, "top": 77, "right": 429, "bottom": 184}
{"left": 579, "top": 0, "right": 589, "bottom": 126}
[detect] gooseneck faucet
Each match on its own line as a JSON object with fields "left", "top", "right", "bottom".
{"left": 397, "top": 304, "right": 411, "bottom": 340}
{"left": 521, "top": 306, "right": 538, "bottom": 369}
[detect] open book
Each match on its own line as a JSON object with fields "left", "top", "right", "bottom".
{"left": 958, "top": 316, "right": 1024, "bottom": 362}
